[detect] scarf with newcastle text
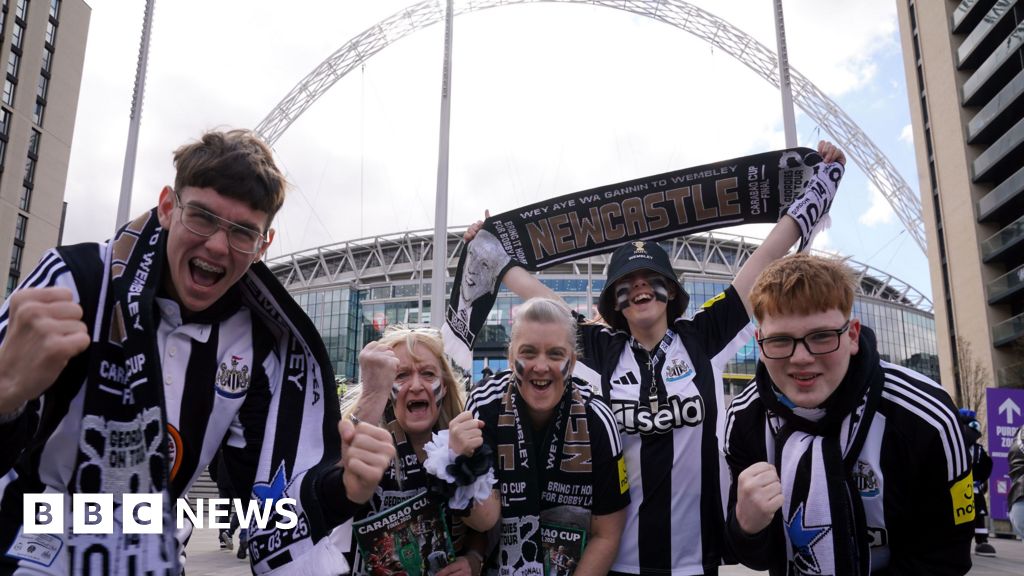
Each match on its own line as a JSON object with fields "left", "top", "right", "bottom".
{"left": 494, "top": 376, "right": 591, "bottom": 576}
{"left": 442, "top": 147, "right": 824, "bottom": 373}
{"left": 756, "top": 327, "right": 884, "bottom": 576}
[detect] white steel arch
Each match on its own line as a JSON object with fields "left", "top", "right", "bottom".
{"left": 255, "top": 0, "right": 926, "bottom": 253}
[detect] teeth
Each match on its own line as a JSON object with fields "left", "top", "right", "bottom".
{"left": 192, "top": 258, "right": 224, "bottom": 273}
{"left": 530, "top": 380, "right": 552, "bottom": 388}
{"left": 632, "top": 294, "right": 653, "bottom": 304}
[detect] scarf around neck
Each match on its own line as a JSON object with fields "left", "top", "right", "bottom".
{"left": 494, "top": 377, "right": 592, "bottom": 576}
{"left": 755, "top": 327, "right": 883, "bottom": 576}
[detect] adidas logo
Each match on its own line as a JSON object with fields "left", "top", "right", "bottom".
{"left": 612, "top": 371, "right": 639, "bottom": 386}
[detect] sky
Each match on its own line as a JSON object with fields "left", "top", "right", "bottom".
{"left": 63, "top": 0, "right": 932, "bottom": 304}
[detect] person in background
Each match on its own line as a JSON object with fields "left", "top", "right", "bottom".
{"left": 724, "top": 253, "right": 973, "bottom": 575}
{"left": 1009, "top": 424, "right": 1024, "bottom": 539}
{"left": 959, "top": 408, "right": 995, "bottom": 556}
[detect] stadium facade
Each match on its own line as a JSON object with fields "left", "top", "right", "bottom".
{"left": 268, "top": 228, "right": 938, "bottom": 395}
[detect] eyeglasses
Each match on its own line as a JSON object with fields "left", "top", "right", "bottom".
{"left": 174, "top": 191, "right": 265, "bottom": 254}
{"left": 757, "top": 321, "right": 851, "bottom": 360}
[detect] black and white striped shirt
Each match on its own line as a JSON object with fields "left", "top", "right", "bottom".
{"left": 572, "top": 285, "right": 753, "bottom": 575}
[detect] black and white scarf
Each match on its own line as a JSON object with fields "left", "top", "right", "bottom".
{"left": 66, "top": 209, "right": 338, "bottom": 575}
{"left": 755, "top": 328, "right": 883, "bottom": 576}
{"left": 443, "top": 147, "right": 832, "bottom": 373}
{"left": 494, "top": 379, "right": 591, "bottom": 576}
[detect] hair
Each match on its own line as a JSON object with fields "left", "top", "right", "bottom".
{"left": 509, "top": 298, "right": 579, "bottom": 357}
{"left": 172, "top": 129, "right": 287, "bottom": 226}
{"left": 351, "top": 325, "right": 465, "bottom": 430}
{"left": 749, "top": 253, "right": 856, "bottom": 323}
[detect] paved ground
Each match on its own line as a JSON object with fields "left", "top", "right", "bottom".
{"left": 185, "top": 526, "right": 1024, "bottom": 575}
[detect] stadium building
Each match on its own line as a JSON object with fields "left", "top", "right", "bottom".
{"left": 268, "top": 227, "right": 938, "bottom": 395}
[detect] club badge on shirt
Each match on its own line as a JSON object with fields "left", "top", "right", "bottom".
{"left": 216, "top": 355, "right": 251, "bottom": 398}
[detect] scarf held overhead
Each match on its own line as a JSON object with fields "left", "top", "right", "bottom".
{"left": 443, "top": 147, "right": 823, "bottom": 372}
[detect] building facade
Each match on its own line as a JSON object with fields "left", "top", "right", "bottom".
{"left": 895, "top": 1, "right": 1023, "bottom": 400}
{"left": 269, "top": 229, "right": 938, "bottom": 396}
{"left": 0, "top": 0, "right": 89, "bottom": 296}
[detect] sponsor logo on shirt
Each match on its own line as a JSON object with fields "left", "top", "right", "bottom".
{"left": 216, "top": 355, "right": 251, "bottom": 398}
{"left": 617, "top": 456, "right": 629, "bottom": 494}
{"left": 611, "top": 395, "right": 704, "bottom": 434}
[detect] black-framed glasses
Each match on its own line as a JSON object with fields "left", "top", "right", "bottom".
{"left": 173, "top": 190, "right": 265, "bottom": 254}
{"left": 757, "top": 321, "right": 851, "bottom": 360}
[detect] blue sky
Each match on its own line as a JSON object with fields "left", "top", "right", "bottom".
{"left": 63, "top": 0, "right": 931, "bottom": 303}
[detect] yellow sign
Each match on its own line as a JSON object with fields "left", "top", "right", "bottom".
{"left": 617, "top": 456, "right": 629, "bottom": 494}
{"left": 951, "top": 472, "right": 975, "bottom": 525}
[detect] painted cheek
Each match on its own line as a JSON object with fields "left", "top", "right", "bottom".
{"left": 391, "top": 382, "right": 402, "bottom": 401}
{"left": 559, "top": 359, "right": 571, "bottom": 381}
{"left": 648, "top": 276, "right": 669, "bottom": 303}
{"left": 615, "top": 283, "right": 631, "bottom": 311}
{"left": 431, "top": 378, "right": 445, "bottom": 407}
{"left": 514, "top": 359, "right": 527, "bottom": 381}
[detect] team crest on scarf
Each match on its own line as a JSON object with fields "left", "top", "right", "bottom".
{"left": 216, "top": 355, "right": 251, "bottom": 398}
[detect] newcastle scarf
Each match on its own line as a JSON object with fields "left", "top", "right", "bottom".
{"left": 755, "top": 328, "right": 883, "bottom": 576}
{"left": 442, "top": 147, "right": 835, "bottom": 373}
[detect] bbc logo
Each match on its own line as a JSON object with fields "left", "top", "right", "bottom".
{"left": 24, "top": 494, "right": 164, "bottom": 534}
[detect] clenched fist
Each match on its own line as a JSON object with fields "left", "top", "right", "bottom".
{"left": 448, "top": 411, "right": 484, "bottom": 457}
{"left": 0, "top": 288, "right": 90, "bottom": 414}
{"left": 358, "top": 341, "right": 399, "bottom": 397}
{"left": 735, "top": 462, "right": 783, "bottom": 535}
{"left": 339, "top": 418, "right": 396, "bottom": 504}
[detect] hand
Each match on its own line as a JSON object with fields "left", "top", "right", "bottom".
{"left": 817, "top": 140, "right": 846, "bottom": 166}
{"left": 448, "top": 411, "right": 484, "bottom": 457}
{"left": 0, "top": 288, "right": 90, "bottom": 413}
{"left": 436, "top": 555, "right": 476, "bottom": 576}
{"left": 358, "top": 341, "right": 399, "bottom": 397}
{"left": 735, "top": 462, "right": 783, "bottom": 535}
{"left": 339, "top": 418, "right": 396, "bottom": 504}
{"left": 463, "top": 210, "right": 490, "bottom": 243}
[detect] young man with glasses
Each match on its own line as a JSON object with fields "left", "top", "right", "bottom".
{"left": 724, "top": 253, "right": 973, "bottom": 575}
{"left": 0, "top": 129, "right": 386, "bottom": 574}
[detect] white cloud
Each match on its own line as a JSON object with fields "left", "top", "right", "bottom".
{"left": 899, "top": 124, "right": 914, "bottom": 145}
{"left": 858, "top": 184, "right": 895, "bottom": 227}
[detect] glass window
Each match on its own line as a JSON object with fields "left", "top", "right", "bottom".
{"left": 12, "top": 23, "right": 23, "bottom": 49}
{"left": 3, "top": 79, "right": 15, "bottom": 106}
{"left": 19, "top": 185, "right": 31, "bottom": 211}
{"left": 10, "top": 242, "right": 23, "bottom": 270}
{"left": 15, "top": 0, "right": 27, "bottom": 21}
{"left": 45, "top": 21, "right": 55, "bottom": 46}
{"left": 27, "top": 129, "right": 39, "bottom": 156}
{"left": 49, "top": 0, "right": 59, "bottom": 20}
{"left": 23, "top": 156, "right": 34, "bottom": 184}
{"left": 6, "top": 274, "right": 18, "bottom": 298}
{"left": 42, "top": 49, "right": 53, "bottom": 74}
{"left": 7, "top": 52, "right": 19, "bottom": 78}
{"left": 0, "top": 108, "right": 9, "bottom": 136}
{"left": 36, "top": 74, "right": 47, "bottom": 100}
{"left": 14, "top": 214, "right": 26, "bottom": 241}
{"left": 32, "top": 99, "right": 43, "bottom": 125}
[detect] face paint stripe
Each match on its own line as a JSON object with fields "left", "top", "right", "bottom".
{"left": 615, "top": 283, "right": 631, "bottom": 311}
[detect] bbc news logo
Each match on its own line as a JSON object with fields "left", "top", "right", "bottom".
{"left": 23, "top": 494, "right": 298, "bottom": 534}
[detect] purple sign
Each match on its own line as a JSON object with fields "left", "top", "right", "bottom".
{"left": 987, "top": 387, "right": 1024, "bottom": 521}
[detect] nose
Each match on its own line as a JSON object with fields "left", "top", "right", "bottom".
{"left": 203, "top": 226, "right": 231, "bottom": 255}
{"left": 789, "top": 340, "right": 815, "bottom": 364}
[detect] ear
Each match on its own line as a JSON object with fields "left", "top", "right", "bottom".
{"left": 847, "top": 318, "right": 861, "bottom": 355}
{"left": 157, "top": 186, "right": 176, "bottom": 228}
{"left": 254, "top": 228, "right": 275, "bottom": 263}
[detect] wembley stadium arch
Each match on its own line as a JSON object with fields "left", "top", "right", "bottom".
{"left": 255, "top": 0, "right": 927, "bottom": 253}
